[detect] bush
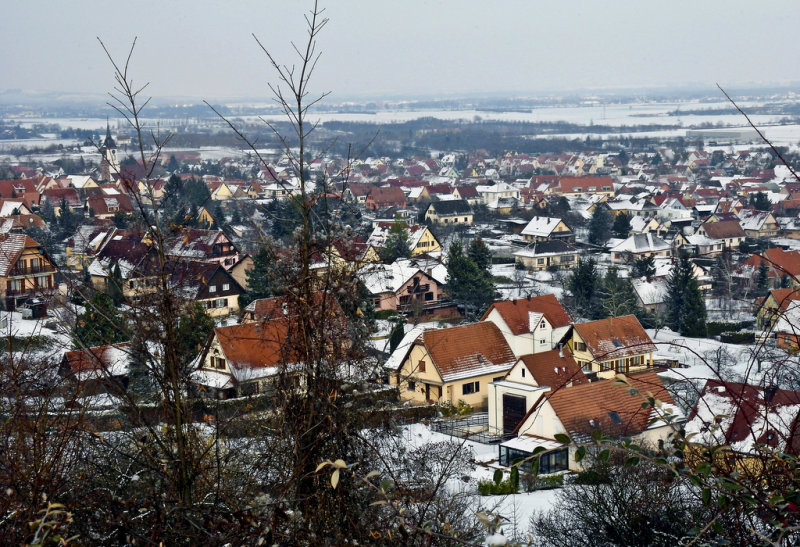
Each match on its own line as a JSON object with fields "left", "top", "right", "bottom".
{"left": 706, "top": 320, "right": 754, "bottom": 336}
{"left": 720, "top": 331, "right": 755, "bottom": 344}
{"left": 477, "top": 478, "right": 518, "bottom": 495}
{"left": 375, "top": 309, "right": 401, "bottom": 321}
{"left": 439, "top": 399, "right": 473, "bottom": 417}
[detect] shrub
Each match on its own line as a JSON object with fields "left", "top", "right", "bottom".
{"left": 720, "top": 331, "right": 755, "bottom": 344}
{"left": 477, "top": 478, "right": 518, "bottom": 495}
{"left": 706, "top": 320, "right": 754, "bottom": 336}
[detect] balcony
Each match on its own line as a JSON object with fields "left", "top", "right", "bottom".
{"left": 406, "top": 283, "right": 430, "bottom": 294}
{"left": 8, "top": 264, "right": 56, "bottom": 277}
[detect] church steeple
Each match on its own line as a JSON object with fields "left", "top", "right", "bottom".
{"left": 99, "top": 120, "right": 119, "bottom": 182}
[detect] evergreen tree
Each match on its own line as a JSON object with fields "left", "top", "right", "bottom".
{"left": 567, "top": 257, "right": 601, "bottom": 319}
{"left": 127, "top": 334, "right": 155, "bottom": 402}
{"left": 161, "top": 173, "right": 185, "bottom": 217}
{"left": 631, "top": 254, "right": 656, "bottom": 278}
{"left": 108, "top": 262, "right": 125, "bottom": 305}
{"left": 599, "top": 267, "right": 640, "bottom": 319}
{"left": 468, "top": 236, "right": 492, "bottom": 274}
{"left": 445, "top": 240, "right": 495, "bottom": 319}
{"left": 379, "top": 218, "right": 412, "bottom": 263}
{"left": 588, "top": 204, "right": 612, "bottom": 246}
{"left": 755, "top": 260, "right": 770, "bottom": 296}
{"left": 174, "top": 302, "right": 216, "bottom": 371}
{"left": 40, "top": 198, "right": 56, "bottom": 225}
{"left": 666, "top": 256, "right": 707, "bottom": 337}
{"left": 72, "top": 292, "right": 128, "bottom": 348}
{"left": 240, "top": 245, "right": 278, "bottom": 307}
{"left": 611, "top": 212, "right": 632, "bottom": 239}
{"left": 749, "top": 191, "right": 771, "bottom": 211}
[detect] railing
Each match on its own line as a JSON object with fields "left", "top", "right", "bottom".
{"left": 406, "top": 284, "right": 430, "bottom": 294}
{"left": 8, "top": 264, "right": 55, "bottom": 276}
{"left": 429, "top": 412, "right": 508, "bottom": 444}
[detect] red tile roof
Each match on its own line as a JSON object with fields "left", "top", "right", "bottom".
{"left": 516, "top": 350, "right": 587, "bottom": 389}
{"left": 545, "top": 371, "right": 674, "bottom": 437}
{"left": 572, "top": 315, "right": 656, "bottom": 361}
{"left": 482, "top": 294, "right": 572, "bottom": 335}
{"left": 422, "top": 322, "right": 516, "bottom": 382}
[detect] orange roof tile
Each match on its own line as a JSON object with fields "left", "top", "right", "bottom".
{"left": 572, "top": 315, "right": 656, "bottom": 361}
{"left": 482, "top": 294, "right": 572, "bottom": 334}
{"left": 546, "top": 371, "right": 674, "bottom": 437}
{"left": 423, "top": 322, "right": 516, "bottom": 382}
{"left": 516, "top": 350, "right": 587, "bottom": 389}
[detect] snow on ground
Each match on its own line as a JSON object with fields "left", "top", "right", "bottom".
{"left": 648, "top": 326, "right": 769, "bottom": 385}
{"left": 403, "top": 422, "right": 562, "bottom": 543}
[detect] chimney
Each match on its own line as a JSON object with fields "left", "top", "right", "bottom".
{"left": 558, "top": 343, "right": 564, "bottom": 358}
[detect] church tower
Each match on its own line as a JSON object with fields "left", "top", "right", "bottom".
{"left": 99, "top": 122, "right": 120, "bottom": 182}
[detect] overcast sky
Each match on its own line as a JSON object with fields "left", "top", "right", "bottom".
{"left": 3, "top": 0, "right": 800, "bottom": 102}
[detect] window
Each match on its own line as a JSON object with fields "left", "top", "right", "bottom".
{"left": 408, "top": 381, "right": 416, "bottom": 391}
{"left": 540, "top": 321, "right": 546, "bottom": 329}
{"left": 418, "top": 360, "right": 426, "bottom": 373}
{"left": 223, "top": 283, "right": 230, "bottom": 291}
{"left": 601, "top": 361, "right": 611, "bottom": 371}
{"left": 539, "top": 339, "right": 546, "bottom": 345}
{"left": 462, "top": 381, "right": 479, "bottom": 395}
{"left": 493, "top": 376, "right": 504, "bottom": 383}
{"left": 209, "top": 285, "right": 217, "bottom": 293}
{"left": 537, "top": 258, "right": 545, "bottom": 264}
{"left": 215, "top": 298, "right": 227, "bottom": 308}
{"left": 575, "top": 342, "right": 586, "bottom": 352}
{"left": 521, "top": 368, "right": 526, "bottom": 378}
{"left": 212, "top": 356, "right": 225, "bottom": 370}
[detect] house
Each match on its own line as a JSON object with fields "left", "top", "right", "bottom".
{"left": 685, "top": 379, "right": 800, "bottom": 458}
{"left": 192, "top": 322, "right": 294, "bottom": 399}
{"left": 737, "top": 209, "right": 779, "bottom": 239}
{"left": 673, "top": 232, "right": 725, "bottom": 258}
{"left": 476, "top": 182, "right": 520, "bottom": 204}
{"left": 773, "top": 301, "right": 800, "bottom": 350}
{"left": 0, "top": 233, "right": 56, "bottom": 311}
{"left": 194, "top": 294, "right": 350, "bottom": 398}
{"left": 495, "top": 371, "right": 680, "bottom": 469}
{"left": 488, "top": 349, "right": 587, "bottom": 437}
{"left": 42, "top": 187, "right": 82, "bottom": 215}
{"left": 697, "top": 220, "right": 746, "bottom": 249}
{"left": 60, "top": 343, "right": 131, "bottom": 395}
{"left": 87, "top": 237, "right": 157, "bottom": 301}
{"left": 564, "top": 315, "right": 657, "bottom": 379}
{"left": 228, "top": 254, "right": 254, "bottom": 291}
{"left": 481, "top": 294, "right": 573, "bottom": 358}
{"left": 366, "top": 223, "right": 442, "bottom": 257}
{"left": 386, "top": 322, "right": 517, "bottom": 410}
{"left": 552, "top": 176, "right": 615, "bottom": 197}
{"left": 520, "top": 216, "right": 574, "bottom": 243}
{"left": 755, "top": 287, "right": 800, "bottom": 330}
{"left": 631, "top": 277, "right": 669, "bottom": 315}
{"left": 0, "top": 214, "right": 46, "bottom": 234}
{"left": 424, "top": 200, "right": 473, "bottom": 225}
{"left": 513, "top": 240, "right": 579, "bottom": 271}
{"left": 741, "top": 248, "right": 800, "bottom": 287}
{"left": 169, "top": 261, "right": 245, "bottom": 317}
{"left": 358, "top": 258, "right": 448, "bottom": 315}
{"left": 610, "top": 233, "right": 672, "bottom": 264}
{"left": 365, "top": 187, "right": 406, "bottom": 210}
{"left": 86, "top": 194, "right": 135, "bottom": 219}
{"left": 164, "top": 229, "right": 240, "bottom": 269}
{"left": 0, "top": 199, "right": 33, "bottom": 217}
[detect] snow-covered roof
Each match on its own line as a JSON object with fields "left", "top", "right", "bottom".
{"left": 358, "top": 258, "right": 445, "bottom": 295}
{"left": 631, "top": 278, "right": 668, "bottom": 306}
{"left": 520, "top": 216, "right": 563, "bottom": 238}
{"left": 610, "top": 233, "right": 670, "bottom": 254}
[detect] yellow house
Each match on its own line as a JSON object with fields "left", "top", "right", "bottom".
{"left": 386, "top": 322, "right": 516, "bottom": 410}
{"left": 520, "top": 216, "right": 573, "bottom": 243}
{"left": 367, "top": 222, "right": 442, "bottom": 257}
{"left": 565, "top": 315, "right": 656, "bottom": 379}
{"left": 424, "top": 200, "right": 474, "bottom": 225}
{"left": 209, "top": 182, "right": 234, "bottom": 201}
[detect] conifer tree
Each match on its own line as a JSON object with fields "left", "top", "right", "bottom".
{"left": 612, "top": 211, "right": 632, "bottom": 239}
{"left": 666, "top": 256, "right": 707, "bottom": 336}
{"left": 379, "top": 218, "right": 412, "bottom": 263}
{"left": 567, "top": 257, "right": 601, "bottom": 319}
{"left": 446, "top": 240, "right": 495, "bottom": 319}
{"left": 468, "top": 235, "right": 492, "bottom": 273}
{"left": 588, "top": 204, "right": 612, "bottom": 245}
